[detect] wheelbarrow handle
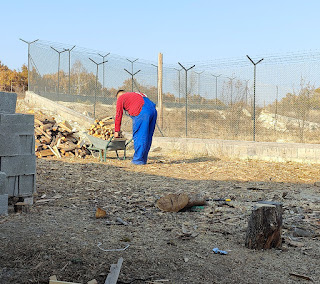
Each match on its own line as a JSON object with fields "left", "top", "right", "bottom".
{"left": 125, "top": 138, "right": 133, "bottom": 147}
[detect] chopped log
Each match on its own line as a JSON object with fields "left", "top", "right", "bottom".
{"left": 156, "top": 193, "right": 189, "bottom": 212}
{"left": 58, "top": 142, "right": 78, "bottom": 152}
{"left": 245, "top": 201, "right": 283, "bottom": 249}
{"left": 40, "top": 123, "right": 53, "bottom": 131}
{"left": 38, "top": 149, "right": 55, "bottom": 157}
{"left": 185, "top": 193, "right": 207, "bottom": 207}
{"left": 35, "top": 118, "right": 44, "bottom": 126}
{"left": 58, "top": 120, "right": 73, "bottom": 132}
{"left": 51, "top": 146, "right": 61, "bottom": 158}
{"left": 40, "top": 136, "right": 51, "bottom": 144}
{"left": 36, "top": 126, "right": 52, "bottom": 140}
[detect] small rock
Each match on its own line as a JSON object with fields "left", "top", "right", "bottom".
{"left": 291, "top": 227, "right": 315, "bottom": 238}
{"left": 314, "top": 181, "right": 320, "bottom": 187}
{"left": 184, "top": 257, "right": 189, "bottom": 263}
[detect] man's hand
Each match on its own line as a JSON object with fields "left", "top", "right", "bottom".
{"left": 114, "top": 132, "right": 120, "bottom": 138}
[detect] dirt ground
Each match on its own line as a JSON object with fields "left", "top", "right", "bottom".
{"left": 0, "top": 149, "right": 319, "bottom": 284}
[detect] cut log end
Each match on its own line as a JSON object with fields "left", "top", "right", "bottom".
{"left": 245, "top": 201, "right": 283, "bottom": 250}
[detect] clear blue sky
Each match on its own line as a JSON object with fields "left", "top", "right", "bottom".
{"left": 1, "top": 0, "right": 320, "bottom": 70}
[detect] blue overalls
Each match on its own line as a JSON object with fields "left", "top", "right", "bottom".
{"left": 131, "top": 97, "right": 157, "bottom": 165}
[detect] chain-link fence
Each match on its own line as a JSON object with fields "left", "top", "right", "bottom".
{"left": 28, "top": 40, "right": 320, "bottom": 143}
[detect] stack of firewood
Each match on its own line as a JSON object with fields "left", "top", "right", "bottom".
{"left": 34, "top": 118, "right": 89, "bottom": 158}
{"left": 87, "top": 117, "right": 120, "bottom": 140}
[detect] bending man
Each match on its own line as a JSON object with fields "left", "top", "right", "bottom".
{"left": 114, "top": 90, "right": 157, "bottom": 165}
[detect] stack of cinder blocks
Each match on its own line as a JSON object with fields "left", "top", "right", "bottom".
{"left": 0, "top": 92, "right": 36, "bottom": 215}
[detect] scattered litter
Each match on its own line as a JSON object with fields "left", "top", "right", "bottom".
{"left": 212, "top": 248, "right": 228, "bottom": 255}
{"left": 97, "top": 242, "right": 130, "bottom": 252}
{"left": 289, "top": 272, "right": 313, "bottom": 281}
{"left": 116, "top": 217, "right": 129, "bottom": 225}
{"left": 190, "top": 206, "right": 205, "bottom": 212}
{"left": 146, "top": 280, "right": 170, "bottom": 284}
{"left": 247, "top": 187, "right": 267, "bottom": 191}
{"left": 291, "top": 227, "right": 315, "bottom": 238}
{"left": 36, "top": 199, "right": 55, "bottom": 203}
{"left": 207, "top": 198, "right": 231, "bottom": 202}
{"left": 105, "top": 257, "right": 123, "bottom": 284}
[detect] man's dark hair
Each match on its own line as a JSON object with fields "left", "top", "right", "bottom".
{"left": 116, "top": 90, "right": 125, "bottom": 97}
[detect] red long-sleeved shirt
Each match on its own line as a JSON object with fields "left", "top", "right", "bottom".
{"left": 115, "top": 92, "right": 146, "bottom": 132}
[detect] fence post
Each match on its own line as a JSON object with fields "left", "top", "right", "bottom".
{"left": 157, "top": 53, "right": 163, "bottom": 129}
{"left": 247, "top": 55, "right": 264, "bottom": 141}
{"left": 178, "top": 62, "right": 195, "bottom": 137}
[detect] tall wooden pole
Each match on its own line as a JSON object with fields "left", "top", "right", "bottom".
{"left": 157, "top": 53, "right": 163, "bottom": 129}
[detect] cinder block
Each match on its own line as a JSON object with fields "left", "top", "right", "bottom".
{"left": 0, "top": 113, "right": 34, "bottom": 135}
{"left": 7, "top": 176, "right": 18, "bottom": 196}
{"left": 0, "top": 194, "right": 8, "bottom": 215}
{"left": 0, "top": 134, "right": 35, "bottom": 156}
{"left": 0, "top": 134, "right": 20, "bottom": 156}
{"left": 0, "top": 172, "right": 7, "bottom": 194}
{"left": 19, "top": 135, "right": 35, "bottom": 155}
{"left": 0, "top": 155, "right": 36, "bottom": 177}
{"left": 0, "top": 92, "right": 17, "bottom": 114}
{"left": 18, "top": 174, "right": 36, "bottom": 196}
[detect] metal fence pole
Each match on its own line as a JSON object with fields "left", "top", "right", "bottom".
{"left": 194, "top": 71, "right": 204, "bottom": 97}
{"left": 126, "top": 58, "right": 139, "bottom": 92}
{"left": 227, "top": 75, "right": 236, "bottom": 107}
{"left": 178, "top": 62, "right": 195, "bottom": 137}
{"left": 89, "top": 58, "right": 108, "bottom": 119}
{"left": 246, "top": 55, "right": 264, "bottom": 141}
{"left": 19, "top": 38, "right": 39, "bottom": 92}
{"left": 64, "top": 46, "right": 75, "bottom": 96}
{"left": 98, "top": 53, "right": 110, "bottom": 96}
{"left": 212, "top": 74, "right": 221, "bottom": 105}
{"left": 51, "top": 47, "right": 67, "bottom": 95}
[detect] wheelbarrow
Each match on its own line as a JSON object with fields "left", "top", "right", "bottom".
{"left": 84, "top": 132, "right": 133, "bottom": 161}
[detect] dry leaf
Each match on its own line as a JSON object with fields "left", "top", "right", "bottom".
{"left": 95, "top": 207, "right": 107, "bottom": 218}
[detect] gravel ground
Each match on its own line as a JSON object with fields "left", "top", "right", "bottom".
{"left": 0, "top": 150, "right": 319, "bottom": 284}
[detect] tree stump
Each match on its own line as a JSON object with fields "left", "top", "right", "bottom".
{"left": 245, "top": 201, "right": 283, "bottom": 249}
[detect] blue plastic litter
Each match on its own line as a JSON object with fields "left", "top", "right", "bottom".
{"left": 212, "top": 247, "right": 228, "bottom": 255}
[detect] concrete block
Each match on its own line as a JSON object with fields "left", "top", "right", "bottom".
{"left": 0, "top": 113, "right": 34, "bottom": 135}
{"left": 19, "top": 135, "right": 35, "bottom": 155}
{"left": 0, "top": 194, "right": 8, "bottom": 215}
{"left": 7, "top": 176, "right": 18, "bottom": 196}
{"left": 0, "top": 155, "right": 36, "bottom": 177}
{"left": 0, "top": 134, "right": 35, "bottom": 156}
{"left": 0, "top": 134, "right": 19, "bottom": 156}
{"left": 0, "top": 172, "right": 7, "bottom": 194}
{"left": 0, "top": 92, "right": 17, "bottom": 114}
{"left": 18, "top": 174, "right": 36, "bottom": 196}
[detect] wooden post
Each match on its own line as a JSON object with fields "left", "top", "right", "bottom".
{"left": 157, "top": 53, "right": 163, "bottom": 129}
{"left": 245, "top": 201, "right": 283, "bottom": 249}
